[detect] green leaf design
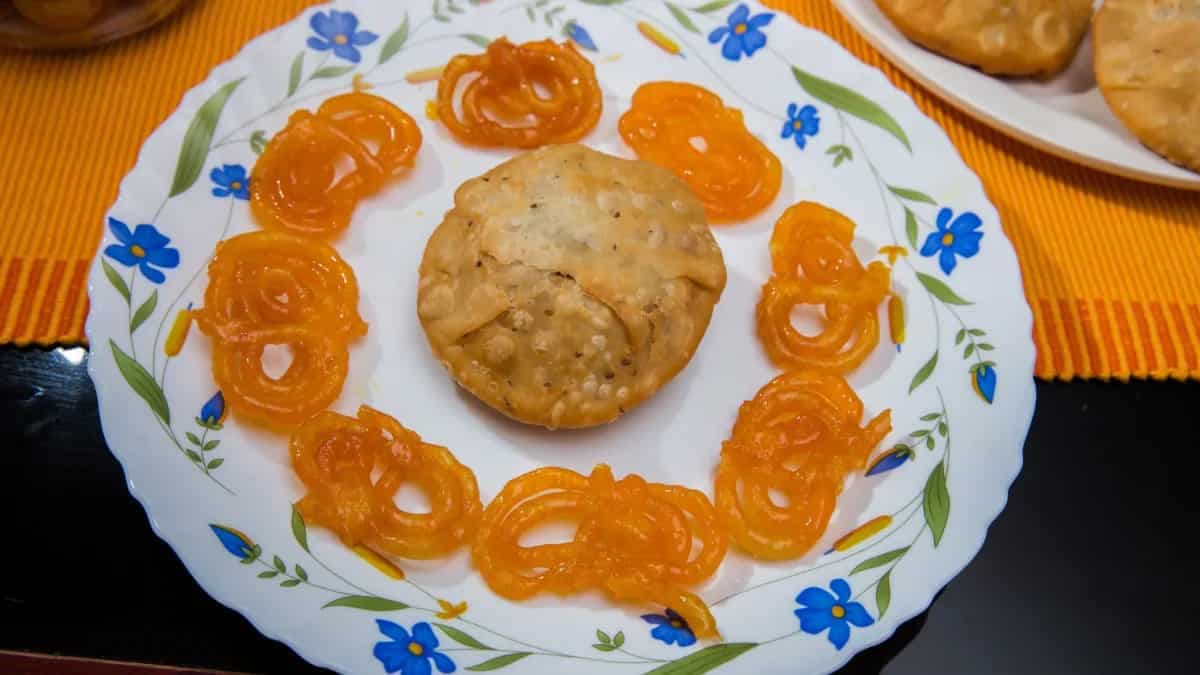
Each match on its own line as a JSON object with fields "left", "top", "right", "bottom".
{"left": 904, "top": 208, "right": 919, "bottom": 250}
{"left": 964, "top": 343, "right": 975, "bottom": 358}
{"left": 525, "top": 6, "right": 535, "bottom": 21}
{"left": 693, "top": 0, "right": 735, "bottom": 11}
{"left": 968, "top": 328, "right": 986, "bottom": 336}
{"left": 291, "top": 506, "right": 310, "bottom": 552}
{"left": 850, "top": 547, "right": 909, "bottom": 575}
{"left": 937, "top": 421, "right": 948, "bottom": 437}
{"left": 273, "top": 555, "right": 286, "bottom": 573}
{"left": 596, "top": 629, "right": 611, "bottom": 645}
{"left": 280, "top": 579, "right": 302, "bottom": 588}
{"left": 955, "top": 328, "right": 966, "bottom": 345}
{"left": 544, "top": 6, "right": 564, "bottom": 26}
{"left": 110, "top": 340, "right": 170, "bottom": 424}
{"left": 258, "top": 570, "right": 278, "bottom": 579}
{"left": 613, "top": 630, "right": 625, "bottom": 648}
{"left": 203, "top": 440, "right": 220, "bottom": 451}
{"left": 378, "top": 14, "right": 410, "bottom": 65}
{"left": 206, "top": 458, "right": 224, "bottom": 469}
{"left": 287, "top": 52, "right": 304, "bottom": 97}
{"left": 888, "top": 186, "right": 936, "bottom": 205}
{"left": 644, "top": 643, "right": 758, "bottom": 675}
{"left": 920, "top": 413, "right": 940, "bottom": 421}
{"left": 102, "top": 259, "right": 131, "bottom": 304}
{"left": 185, "top": 431, "right": 202, "bottom": 446}
{"left": 310, "top": 65, "right": 355, "bottom": 80}
{"left": 978, "top": 343, "right": 995, "bottom": 351}
{"left": 876, "top": 571, "right": 892, "bottom": 618}
{"left": 467, "top": 653, "right": 532, "bottom": 671}
{"left": 592, "top": 644, "right": 616, "bottom": 652}
{"left": 917, "top": 272, "right": 973, "bottom": 306}
{"left": 923, "top": 461, "right": 950, "bottom": 546}
{"left": 910, "top": 429, "right": 929, "bottom": 438}
{"left": 129, "top": 289, "right": 157, "bottom": 332}
{"left": 792, "top": 67, "right": 911, "bottom": 152}
{"left": 294, "top": 564, "right": 308, "bottom": 582}
{"left": 435, "top": 623, "right": 493, "bottom": 650}
{"left": 169, "top": 78, "right": 245, "bottom": 197}
{"left": 461, "top": 33, "right": 491, "bottom": 48}
{"left": 666, "top": 2, "right": 701, "bottom": 33}
{"left": 908, "top": 350, "right": 938, "bottom": 393}
{"left": 322, "top": 595, "right": 410, "bottom": 612}
{"left": 185, "top": 449, "right": 202, "bottom": 463}
{"left": 925, "top": 435, "right": 935, "bottom": 450}
{"left": 250, "top": 130, "right": 268, "bottom": 155}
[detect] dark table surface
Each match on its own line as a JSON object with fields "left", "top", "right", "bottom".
{"left": 3, "top": 345, "right": 1197, "bottom": 674}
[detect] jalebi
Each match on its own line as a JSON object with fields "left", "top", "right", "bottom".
{"left": 436, "top": 38, "right": 602, "bottom": 148}
{"left": 715, "top": 371, "right": 891, "bottom": 560}
{"left": 193, "top": 231, "right": 365, "bottom": 427}
{"left": 292, "top": 406, "right": 482, "bottom": 559}
{"left": 756, "top": 202, "right": 891, "bottom": 372}
{"left": 193, "top": 231, "right": 366, "bottom": 339}
{"left": 474, "top": 464, "right": 726, "bottom": 638}
{"left": 618, "top": 82, "right": 781, "bottom": 223}
{"left": 251, "top": 93, "right": 422, "bottom": 238}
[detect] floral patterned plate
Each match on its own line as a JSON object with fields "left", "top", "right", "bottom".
{"left": 85, "top": 2, "right": 1035, "bottom": 674}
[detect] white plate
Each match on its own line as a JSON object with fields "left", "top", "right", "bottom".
{"left": 85, "top": 1, "right": 1035, "bottom": 673}
{"left": 831, "top": 0, "right": 1200, "bottom": 191}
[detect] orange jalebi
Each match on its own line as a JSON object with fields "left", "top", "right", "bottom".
{"left": 618, "top": 82, "right": 781, "bottom": 223}
{"left": 474, "top": 464, "right": 726, "bottom": 638}
{"left": 756, "top": 202, "right": 891, "bottom": 372}
{"left": 194, "top": 231, "right": 365, "bottom": 427}
{"left": 292, "top": 406, "right": 482, "bottom": 559}
{"left": 715, "top": 371, "right": 892, "bottom": 560}
{"left": 436, "top": 37, "right": 602, "bottom": 148}
{"left": 251, "top": 92, "right": 422, "bottom": 238}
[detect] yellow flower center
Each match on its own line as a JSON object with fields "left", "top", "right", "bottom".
{"left": 407, "top": 642, "right": 424, "bottom": 656}
{"left": 670, "top": 620, "right": 683, "bottom": 629}
{"left": 941, "top": 233, "right": 955, "bottom": 247}
{"left": 734, "top": 23, "right": 748, "bottom": 35}
{"left": 230, "top": 181, "right": 242, "bottom": 191}
{"left": 792, "top": 120, "right": 803, "bottom": 130}
{"left": 130, "top": 245, "right": 146, "bottom": 258}
{"left": 334, "top": 34, "right": 349, "bottom": 45}
{"left": 831, "top": 605, "right": 846, "bottom": 619}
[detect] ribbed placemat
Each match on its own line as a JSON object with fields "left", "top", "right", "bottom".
{"left": 2, "top": 0, "right": 1198, "bottom": 381}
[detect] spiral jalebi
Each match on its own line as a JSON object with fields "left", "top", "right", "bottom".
{"left": 436, "top": 38, "right": 602, "bottom": 148}
{"left": 193, "top": 231, "right": 365, "bottom": 428}
{"left": 619, "top": 82, "right": 781, "bottom": 223}
{"left": 251, "top": 92, "right": 422, "bottom": 238}
{"left": 756, "top": 202, "right": 891, "bottom": 372}
{"left": 715, "top": 371, "right": 892, "bottom": 560}
{"left": 292, "top": 406, "right": 482, "bottom": 559}
{"left": 474, "top": 464, "right": 727, "bottom": 638}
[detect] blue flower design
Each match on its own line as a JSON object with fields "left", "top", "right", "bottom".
{"left": 374, "top": 621, "right": 456, "bottom": 675}
{"left": 199, "top": 391, "right": 226, "bottom": 427}
{"left": 866, "top": 445, "right": 914, "bottom": 476}
{"left": 566, "top": 21, "right": 597, "bottom": 52}
{"left": 708, "top": 3, "right": 774, "bottom": 61}
{"left": 795, "top": 578, "right": 874, "bottom": 650}
{"left": 973, "top": 364, "right": 997, "bottom": 404}
{"left": 210, "top": 164, "right": 250, "bottom": 200}
{"left": 103, "top": 218, "right": 180, "bottom": 284}
{"left": 641, "top": 608, "right": 696, "bottom": 647}
{"left": 781, "top": 103, "right": 820, "bottom": 149}
{"left": 209, "top": 524, "right": 255, "bottom": 560}
{"left": 919, "top": 208, "right": 983, "bottom": 275}
{"left": 307, "top": 10, "right": 377, "bottom": 63}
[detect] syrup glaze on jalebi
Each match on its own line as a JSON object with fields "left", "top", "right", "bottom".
{"left": 436, "top": 38, "right": 602, "bottom": 148}
{"left": 756, "top": 201, "right": 891, "bottom": 373}
{"left": 715, "top": 371, "right": 892, "bottom": 560}
{"left": 193, "top": 231, "right": 364, "bottom": 428}
{"left": 251, "top": 92, "right": 422, "bottom": 239}
{"left": 292, "top": 406, "right": 482, "bottom": 559}
{"left": 618, "top": 82, "right": 781, "bottom": 223}
{"left": 474, "top": 464, "right": 727, "bottom": 638}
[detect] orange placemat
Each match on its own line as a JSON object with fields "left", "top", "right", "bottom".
{"left": 1, "top": 0, "right": 1198, "bottom": 381}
